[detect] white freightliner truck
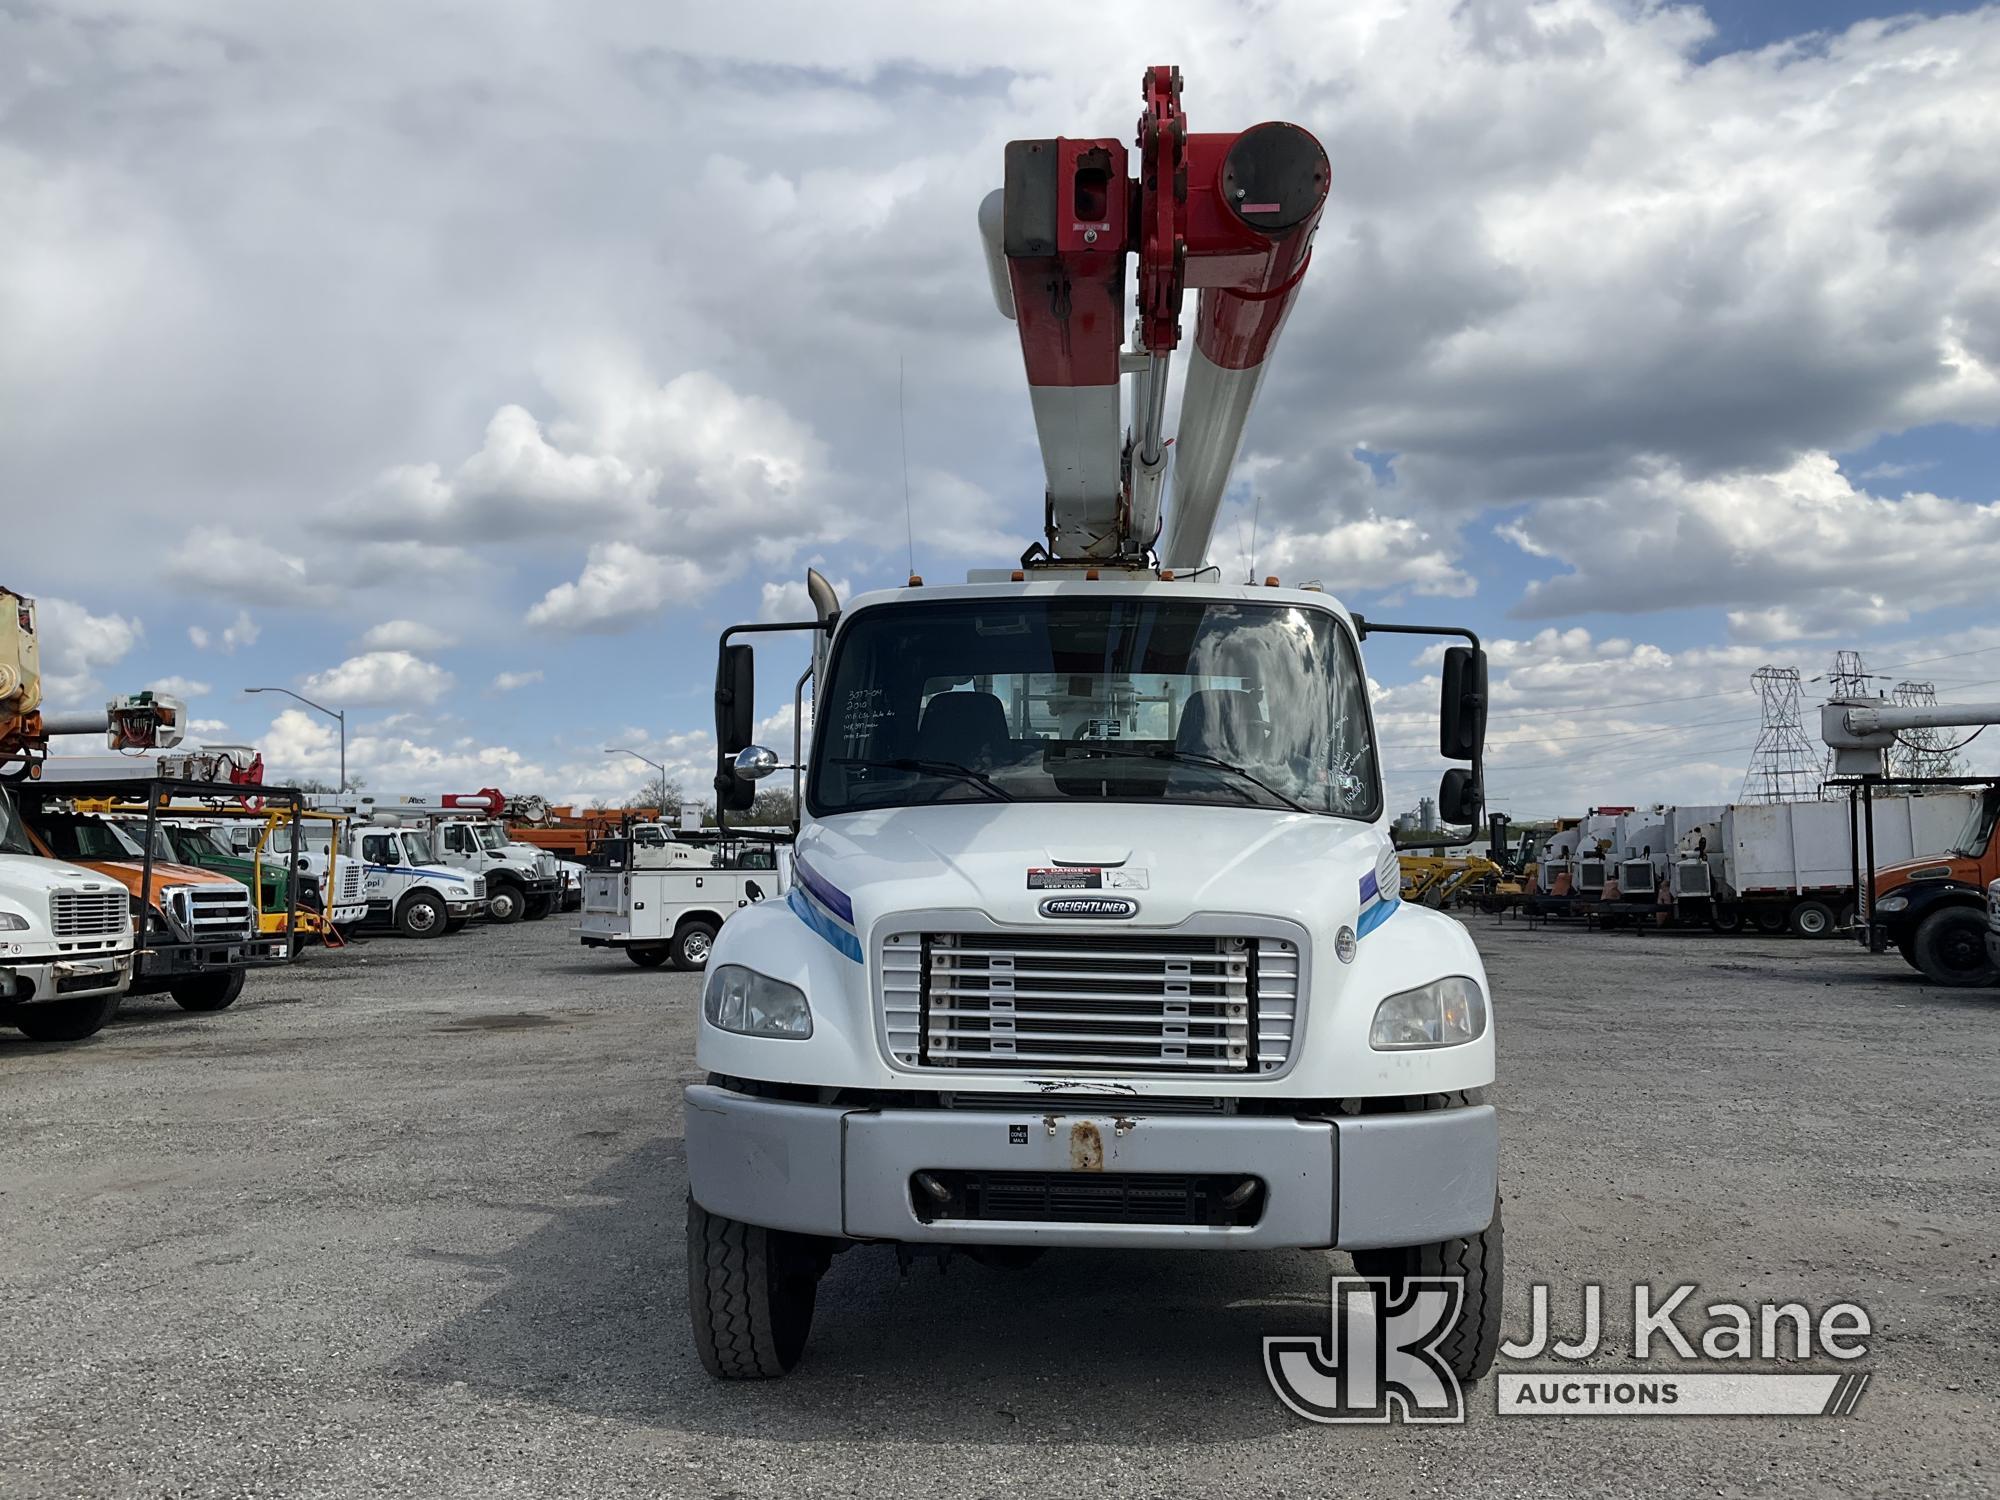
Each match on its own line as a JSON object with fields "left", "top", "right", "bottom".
{"left": 681, "top": 71, "right": 1500, "bottom": 1382}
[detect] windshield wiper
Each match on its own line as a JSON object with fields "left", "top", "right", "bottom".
{"left": 830, "top": 757, "right": 1015, "bottom": 802}
{"left": 1070, "top": 745, "right": 1316, "bottom": 814}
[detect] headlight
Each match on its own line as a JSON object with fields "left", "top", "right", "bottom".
{"left": 1875, "top": 894, "right": 1909, "bottom": 913}
{"left": 703, "top": 964, "right": 812, "bottom": 1038}
{"left": 0, "top": 912, "right": 28, "bottom": 932}
{"left": 1371, "top": 976, "right": 1487, "bottom": 1050}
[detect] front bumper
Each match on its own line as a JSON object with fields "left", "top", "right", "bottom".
{"left": 0, "top": 950, "right": 135, "bottom": 1004}
{"left": 136, "top": 934, "right": 289, "bottom": 981}
{"left": 446, "top": 899, "right": 488, "bottom": 919}
{"left": 683, "top": 1084, "right": 1497, "bottom": 1251}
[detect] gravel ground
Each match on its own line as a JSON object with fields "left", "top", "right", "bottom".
{"left": 2, "top": 914, "right": 1995, "bottom": 1498}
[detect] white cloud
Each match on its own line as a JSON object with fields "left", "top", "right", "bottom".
{"left": 759, "top": 575, "right": 851, "bottom": 622}
{"left": 147, "top": 675, "right": 211, "bottom": 699}
{"left": 187, "top": 609, "right": 263, "bottom": 655}
{"left": 357, "top": 619, "right": 458, "bottom": 652}
{"left": 1507, "top": 454, "right": 2000, "bottom": 622}
{"left": 35, "top": 596, "right": 143, "bottom": 703}
{"left": 491, "top": 669, "right": 543, "bottom": 692}
{"left": 299, "top": 650, "right": 454, "bottom": 708}
{"left": 165, "top": 529, "right": 334, "bottom": 607}
{"left": 525, "top": 541, "right": 708, "bottom": 634}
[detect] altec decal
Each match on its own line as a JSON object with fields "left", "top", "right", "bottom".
{"left": 1039, "top": 896, "right": 1139, "bottom": 919}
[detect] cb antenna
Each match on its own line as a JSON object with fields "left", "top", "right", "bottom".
{"left": 1246, "top": 492, "right": 1263, "bottom": 584}
{"left": 898, "top": 354, "right": 915, "bottom": 578}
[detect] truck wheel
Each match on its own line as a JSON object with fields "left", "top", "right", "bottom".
{"left": 1707, "top": 904, "right": 1742, "bottom": 933}
{"left": 397, "top": 893, "right": 447, "bottom": 939}
{"left": 524, "top": 893, "right": 555, "bottom": 920}
{"left": 1753, "top": 906, "right": 1788, "bottom": 935}
{"left": 1911, "top": 907, "right": 1997, "bottom": 987}
{"left": 444, "top": 918, "right": 468, "bottom": 934}
{"left": 170, "top": 970, "right": 246, "bottom": 1012}
{"left": 486, "top": 885, "right": 525, "bottom": 924}
{"left": 1788, "top": 900, "right": 1836, "bottom": 939}
{"left": 674, "top": 920, "right": 720, "bottom": 972}
{"left": 9, "top": 993, "right": 120, "bottom": 1042}
{"left": 628, "top": 947, "right": 671, "bottom": 968}
{"left": 687, "top": 1197, "right": 821, "bottom": 1378}
{"left": 1349, "top": 1198, "right": 1504, "bottom": 1385}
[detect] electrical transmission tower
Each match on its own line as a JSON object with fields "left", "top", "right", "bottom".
{"left": 1818, "top": 649, "right": 1876, "bottom": 794}
{"left": 1889, "top": 680, "right": 1964, "bottom": 780}
{"left": 1741, "top": 666, "right": 1821, "bottom": 803}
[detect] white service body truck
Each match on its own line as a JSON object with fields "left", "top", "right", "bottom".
{"left": 580, "top": 842, "right": 788, "bottom": 970}
{"left": 0, "top": 789, "right": 136, "bottom": 1041}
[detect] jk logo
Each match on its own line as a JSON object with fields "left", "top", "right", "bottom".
{"left": 1264, "top": 1276, "right": 1467, "bottom": 1424}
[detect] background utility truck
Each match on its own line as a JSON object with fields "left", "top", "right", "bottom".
{"left": 2, "top": 587, "right": 192, "bottom": 1039}
{"left": 0, "top": 785, "right": 137, "bottom": 1041}
{"left": 682, "top": 69, "right": 1499, "bottom": 1383}
{"left": 308, "top": 792, "right": 560, "bottom": 923}
{"left": 579, "top": 836, "right": 790, "bottom": 970}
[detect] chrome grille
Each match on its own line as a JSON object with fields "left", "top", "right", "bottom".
{"left": 881, "top": 930, "right": 1302, "bottom": 1075}
{"left": 51, "top": 890, "right": 127, "bottom": 940}
{"left": 188, "top": 885, "right": 253, "bottom": 937}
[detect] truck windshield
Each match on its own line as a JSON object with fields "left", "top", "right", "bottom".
{"left": 473, "top": 824, "right": 508, "bottom": 851}
{"left": 809, "top": 596, "right": 1378, "bottom": 818}
{"left": 0, "top": 790, "right": 33, "bottom": 856}
{"left": 402, "top": 832, "right": 438, "bottom": 865}
{"left": 1951, "top": 787, "right": 2000, "bottom": 858}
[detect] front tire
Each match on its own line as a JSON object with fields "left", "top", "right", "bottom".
{"left": 674, "top": 920, "right": 719, "bottom": 972}
{"left": 1707, "top": 904, "right": 1743, "bottom": 933}
{"left": 524, "top": 893, "right": 555, "bottom": 920}
{"left": 1788, "top": 899, "right": 1836, "bottom": 939}
{"left": 397, "top": 893, "right": 447, "bottom": 939}
{"left": 1349, "top": 1199, "right": 1504, "bottom": 1385}
{"left": 686, "top": 1198, "right": 821, "bottom": 1379}
{"left": 9, "top": 993, "right": 120, "bottom": 1042}
{"left": 485, "top": 884, "right": 526, "bottom": 924}
{"left": 1911, "top": 906, "right": 1997, "bottom": 987}
{"left": 169, "top": 970, "right": 245, "bottom": 1012}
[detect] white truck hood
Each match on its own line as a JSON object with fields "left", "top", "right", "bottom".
{"left": 0, "top": 853, "right": 126, "bottom": 898}
{"left": 795, "top": 802, "right": 1396, "bottom": 940}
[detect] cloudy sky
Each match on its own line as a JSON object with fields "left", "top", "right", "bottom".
{"left": 9, "top": 0, "right": 1999, "bottom": 819}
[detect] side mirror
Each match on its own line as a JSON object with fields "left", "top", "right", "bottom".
{"left": 716, "top": 644, "right": 755, "bottom": 754}
{"left": 1439, "top": 645, "right": 1487, "bottom": 762}
{"left": 734, "top": 746, "right": 782, "bottom": 782}
{"left": 1439, "top": 767, "right": 1482, "bottom": 825}
{"left": 714, "top": 643, "right": 758, "bottom": 813}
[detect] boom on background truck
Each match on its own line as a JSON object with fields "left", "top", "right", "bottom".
{"left": 680, "top": 71, "right": 1501, "bottom": 1382}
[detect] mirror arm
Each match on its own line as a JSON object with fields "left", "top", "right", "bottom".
{"left": 714, "top": 617, "right": 829, "bottom": 835}
{"left": 1353, "top": 617, "right": 1488, "bottom": 820}
{"left": 1350, "top": 615, "right": 1482, "bottom": 652}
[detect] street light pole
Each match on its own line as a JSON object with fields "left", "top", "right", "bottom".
{"left": 605, "top": 747, "right": 670, "bottom": 808}
{"left": 245, "top": 687, "right": 347, "bottom": 792}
